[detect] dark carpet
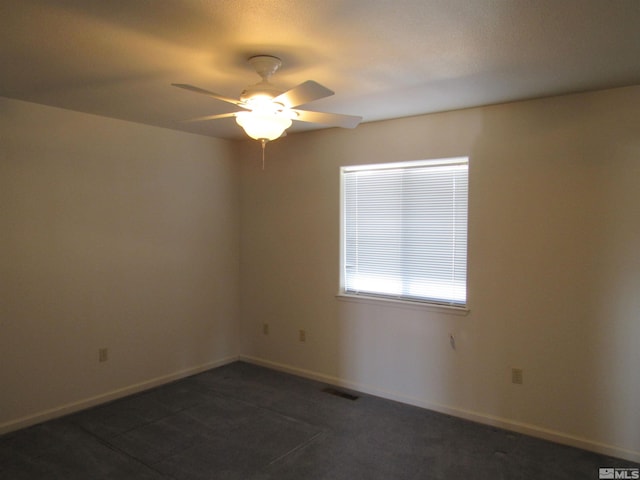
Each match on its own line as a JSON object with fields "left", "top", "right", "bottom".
{"left": 1, "top": 361, "right": 638, "bottom": 479}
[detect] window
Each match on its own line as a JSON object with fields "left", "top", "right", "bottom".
{"left": 340, "top": 157, "right": 468, "bottom": 308}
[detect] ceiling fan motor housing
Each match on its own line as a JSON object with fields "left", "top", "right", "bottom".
{"left": 240, "top": 81, "right": 284, "bottom": 103}
{"left": 240, "top": 55, "right": 285, "bottom": 104}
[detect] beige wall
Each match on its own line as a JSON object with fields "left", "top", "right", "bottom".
{"left": 0, "top": 97, "right": 241, "bottom": 431}
{"left": 239, "top": 86, "right": 640, "bottom": 461}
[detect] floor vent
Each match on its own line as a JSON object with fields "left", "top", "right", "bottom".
{"left": 322, "top": 387, "right": 359, "bottom": 401}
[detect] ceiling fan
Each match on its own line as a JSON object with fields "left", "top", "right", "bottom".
{"left": 172, "top": 55, "right": 362, "bottom": 145}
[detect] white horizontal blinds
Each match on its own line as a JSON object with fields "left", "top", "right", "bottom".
{"left": 343, "top": 158, "right": 468, "bottom": 306}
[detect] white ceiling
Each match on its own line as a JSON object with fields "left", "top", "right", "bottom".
{"left": 2, "top": 0, "right": 639, "bottom": 140}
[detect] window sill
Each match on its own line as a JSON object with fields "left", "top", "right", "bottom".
{"left": 335, "top": 293, "right": 470, "bottom": 316}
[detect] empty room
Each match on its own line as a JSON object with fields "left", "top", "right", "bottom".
{"left": 1, "top": 1, "right": 639, "bottom": 479}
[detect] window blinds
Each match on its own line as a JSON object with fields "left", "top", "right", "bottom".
{"left": 342, "top": 158, "right": 468, "bottom": 306}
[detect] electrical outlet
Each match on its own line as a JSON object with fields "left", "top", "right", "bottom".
{"left": 263, "top": 323, "right": 269, "bottom": 335}
{"left": 98, "top": 348, "right": 108, "bottom": 363}
{"left": 511, "top": 368, "right": 523, "bottom": 385}
{"left": 299, "top": 329, "right": 306, "bottom": 342}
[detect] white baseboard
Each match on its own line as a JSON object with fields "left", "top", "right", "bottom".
{"left": 240, "top": 355, "right": 640, "bottom": 464}
{"left": 0, "top": 355, "right": 239, "bottom": 436}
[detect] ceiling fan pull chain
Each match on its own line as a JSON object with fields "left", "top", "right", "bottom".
{"left": 261, "top": 138, "right": 267, "bottom": 170}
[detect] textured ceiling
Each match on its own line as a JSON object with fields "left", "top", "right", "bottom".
{"left": 2, "top": 0, "right": 639, "bottom": 139}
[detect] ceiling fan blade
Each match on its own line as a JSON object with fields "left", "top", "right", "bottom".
{"left": 172, "top": 83, "right": 245, "bottom": 107}
{"left": 182, "top": 112, "right": 239, "bottom": 123}
{"left": 292, "top": 109, "right": 362, "bottom": 129}
{"left": 273, "top": 80, "right": 334, "bottom": 108}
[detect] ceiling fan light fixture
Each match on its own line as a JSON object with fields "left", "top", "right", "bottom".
{"left": 235, "top": 110, "right": 292, "bottom": 141}
{"left": 172, "top": 53, "right": 362, "bottom": 147}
